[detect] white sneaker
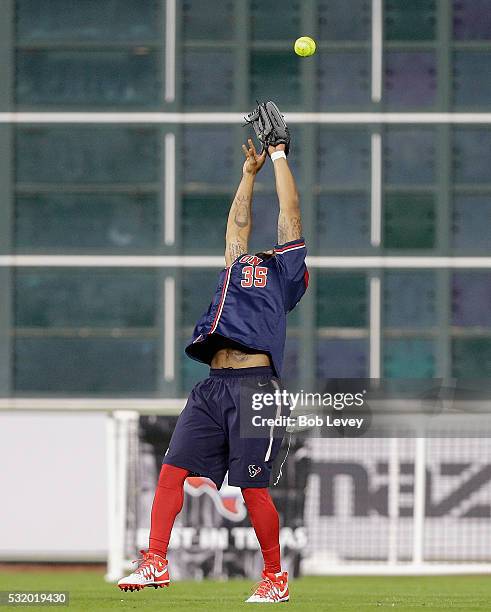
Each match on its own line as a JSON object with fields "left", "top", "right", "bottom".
{"left": 246, "top": 571, "right": 289, "bottom": 603}
{"left": 117, "top": 550, "right": 170, "bottom": 592}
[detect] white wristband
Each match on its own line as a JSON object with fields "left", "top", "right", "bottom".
{"left": 271, "top": 150, "right": 287, "bottom": 162}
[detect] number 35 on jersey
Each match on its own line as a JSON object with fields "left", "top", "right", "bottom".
{"left": 241, "top": 265, "right": 268, "bottom": 288}
{"left": 239, "top": 255, "right": 268, "bottom": 288}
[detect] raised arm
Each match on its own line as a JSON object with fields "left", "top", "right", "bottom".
{"left": 225, "top": 139, "right": 266, "bottom": 266}
{"left": 269, "top": 144, "right": 302, "bottom": 244}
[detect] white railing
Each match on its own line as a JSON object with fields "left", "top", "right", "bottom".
{"left": 1, "top": 255, "right": 491, "bottom": 268}
{"left": 2, "top": 112, "right": 491, "bottom": 124}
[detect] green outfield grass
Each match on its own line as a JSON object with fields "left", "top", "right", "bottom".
{"left": 0, "top": 570, "right": 490, "bottom": 611}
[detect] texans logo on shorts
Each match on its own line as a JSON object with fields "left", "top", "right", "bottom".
{"left": 248, "top": 464, "right": 262, "bottom": 478}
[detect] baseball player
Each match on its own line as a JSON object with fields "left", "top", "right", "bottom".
{"left": 118, "top": 102, "right": 308, "bottom": 603}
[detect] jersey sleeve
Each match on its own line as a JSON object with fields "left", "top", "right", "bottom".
{"left": 274, "top": 237, "right": 309, "bottom": 313}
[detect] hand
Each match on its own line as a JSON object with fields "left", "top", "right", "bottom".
{"left": 242, "top": 138, "right": 266, "bottom": 175}
{"left": 268, "top": 143, "right": 286, "bottom": 156}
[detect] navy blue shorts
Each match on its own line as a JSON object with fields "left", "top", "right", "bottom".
{"left": 163, "top": 366, "right": 287, "bottom": 489}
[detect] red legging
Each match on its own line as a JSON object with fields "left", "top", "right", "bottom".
{"left": 148, "top": 465, "right": 281, "bottom": 573}
{"left": 148, "top": 464, "right": 189, "bottom": 556}
{"left": 242, "top": 487, "right": 281, "bottom": 574}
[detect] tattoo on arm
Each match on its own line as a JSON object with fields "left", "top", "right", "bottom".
{"left": 233, "top": 195, "right": 250, "bottom": 229}
{"left": 278, "top": 216, "right": 287, "bottom": 244}
{"left": 227, "top": 241, "right": 246, "bottom": 263}
{"left": 278, "top": 213, "right": 302, "bottom": 244}
{"left": 226, "top": 176, "right": 254, "bottom": 266}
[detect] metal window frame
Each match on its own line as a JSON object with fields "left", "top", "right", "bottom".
{"left": 3, "top": 0, "right": 491, "bottom": 397}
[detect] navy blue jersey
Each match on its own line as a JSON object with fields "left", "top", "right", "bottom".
{"left": 185, "top": 237, "right": 308, "bottom": 377}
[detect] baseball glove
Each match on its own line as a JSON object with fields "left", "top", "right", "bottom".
{"left": 244, "top": 100, "right": 291, "bottom": 156}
